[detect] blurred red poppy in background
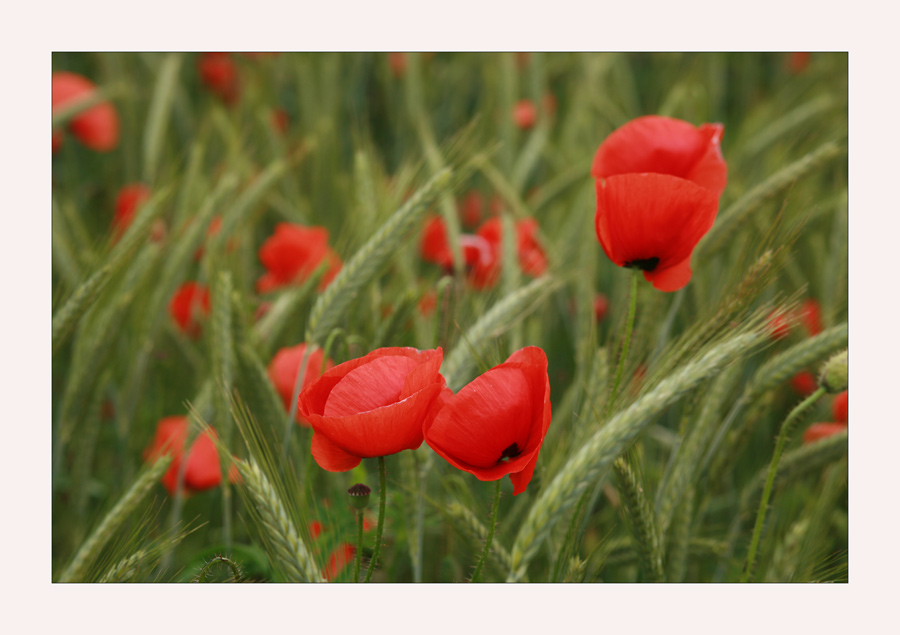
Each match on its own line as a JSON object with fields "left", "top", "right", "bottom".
{"left": 787, "top": 52, "right": 812, "bottom": 74}
{"left": 257, "top": 223, "right": 342, "bottom": 293}
{"left": 513, "top": 99, "right": 537, "bottom": 130}
{"left": 144, "top": 416, "right": 225, "bottom": 495}
{"left": 169, "top": 281, "right": 211, "bottom": 338}
{"left": 802, "top": 422, "right": 846, "bottom": 444}
{"left": 594, "top": 293, "right": 609, "bottom": 323}
{"left": 299, "top": 347, "right": 447, "bottom": 472}
{"left": 458, "top": 191, "right": 484, "bottom": 228}
{"left": 389, "top": 52, "right": 407, "bottom": 78}
{"left": 197, "top": 53, "right": 239, "bottom": 104}
{"left": 424, "top": 346, "right": 552, "bottom": 495}
{"left": 113, "top": 184, "right": 151, "bottom": 238}
{"left": 477, "top": 217, "right": 548, "bottom": 279}
{"left": 52, "top": 71, "right": 120, "bottom": 152}
{"left": 268, "top": 343, "right": 334, "bottom": 425}
{"left": 592, "top": 116, "right": 726, "bottom": 292}
{"left": 833, "top": 390, "right": 848, "bottom": 423}
{"left": 790, "top": 371, "right": 818, "bottom": 396}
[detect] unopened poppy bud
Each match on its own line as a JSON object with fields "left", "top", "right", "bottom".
{"left": 347, "top": 483, "right": 371, "bottom": 509}
{"left": 819, "top": 350, "right": 848, "bottom": 394}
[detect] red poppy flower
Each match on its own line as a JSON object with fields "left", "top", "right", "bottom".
{"left": 298, "top": 347, "right": 446, "bottom": 472}
{"left": 802, "top": 422, "right": 847, "bottom": 444}
{"left": 113, "top": 183, "right": 151, "bottom": 238}
{"left": 832, "top": 390, "right": 848, "bottom": 423}
{"left": 271, "top": 108, "right": 290, "bottom": 134}
{"left": 787, "top": 52, "right": 812, "bottom": 74}
{"left": 513, "top": 99, "right": 538, "bottom": 130}
{"left": 423, "top": 346, "right": 551, "bottom": 496}
{"left": 790, "top": 371, "right": 818, "bottom": 396}
{"left": 144, "top": 416, "right": 224, "bottom": 495}
{"left": 257, "top": 223, "right": 342, "bottom": 293}
{"left": 52, "top": 71, "right": 120, "bottom": 152}
{"left": 458, "top": 191, "right": 484, "bottom": 228}
{"left": 324, "top": 543, "right": 356, "bottom": 581}
{"left": 389, "top": 52, "right": 407, "bottom": 78}
{"left": 268, "top": 343, "right": 334, "bottom": 426}
{"left": 169, "top": 281, "right": 211, "bottom": 338}
{"left": 594, "top": 293, "right": 609, "bottom": 323}
{"left": 197, "top": 53, "right": 239, "bottom": 104}
{"left": 420, "top": 215, "right": 450, "bottom": 264}
{"left": 477, "top": 217, "right": 549, "bottom": 278}
{"left": 419, "top": 215, "right": 500, "bottom": 289}
{"left": 592, "top": 116, "right": 726, "bottom": 292}
{"left": 767, "top": 309, "right": 792, "bottom": 340}
{"left": 798, "top": 299, "right": 823, "bottom": 336}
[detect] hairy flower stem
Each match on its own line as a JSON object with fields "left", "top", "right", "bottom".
{"left": 471, "top": 479, "right": 502, "bottom": 582}
{"left": 364, "top": 456, "right": 387, "bottom": 583}
{"left": 607, "top": 269, "right": 639, "bottom": 417}
{"left": 741, "top": 386, "right": 826, "bottom": 582}
{"left": 354, "top": 509, "right": 364, "bottom": 582}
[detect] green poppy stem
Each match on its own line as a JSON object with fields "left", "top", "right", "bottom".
{"left": 740, "top": 386, "right": 827, "bottom": 582}
{"left": 470, "top": 479, "right": 502, "bottom": 582}
{"left": 364, "top": 456, "right": 387, "bottom": 583}
{"left": 354, "top": 508, "right": 364, "bottom": 582}
{"left": 607, "top": 269, "right": 639, "bottom": 416}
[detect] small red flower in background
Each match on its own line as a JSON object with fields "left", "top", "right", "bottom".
{"left": 513, "top": 99, "right": 538, "bottom": 130}
{"left": 458, "top": 191, "right": 484, "bottom": 228}
{"left": 257, "top": 223, "right": 342, "bottom": 293}
{"left": 324, "top": 543, "right": 356, "bottom": 581}
{"left": 169, "top": 281, "right": 211, "bottom": 338}
{"left": 112, "top": 183, "right": 151, "bottom": 238}
{"left": 798, "top": 299, "right": 823, "bottom": 336}
{"left": 594, "top": 293, "right": 609, "bottom": 323}
{"left": 515, "top": 52, "right": 531, "bottom": 69}
{"left": 477, "top": 217, "right": 549, "bottom": 278}
{"left": 420, "top": 215, "right": 450, "bottom": 264}
{"left": 144, "top": 416, "right": 225, "bottom": 495}
{"left": 419, "top": 215, "right": 499, "bottom": 289}
{"left": 52, "top": 71, "right": 120, "bottom": 152}
{"left": 790, "top": 371, "right": 818, "bottom": 396}
{"left": 802, "top": 422, "right": 846, "bottom": 444}
{"left": 832, "top": 390, "right": 848, "bottom": 423}
{"left": 424, "top": 346, "right": 552, "bottom": 496}
{"left": 787, "top": 52, "right": 812, "bottom": 74}
{"left": 298, "top": 347, "right": 446, "bottom": 472}
{"left": 767, "top": 299, "right": 824, "bottom": 341}
{"left": 197, "top": 53, "right": 239, "bottom": 104}
{"left": 271, "top": 108, "right": 290, "bottom": 134}
{"left": 267, "top": 343, "right": 334, "bottom": 425}
{"left": 389, "top": 52, "right": 407, "bottom": 78}
{"left": 592, "top": 116, "right": 727, "bottom": 292}
{"left": 418, "top": 290, "right": 437, "bottom": 317}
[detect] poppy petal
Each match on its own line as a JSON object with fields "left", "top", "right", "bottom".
{"left": 324, "top": 355, "right": 419, "bottom": 417}
{"left": 591, "top": 115, "right": 721, "bottom": 187}
{"left": 643, "top": 256, "right": 693, "bottom": 292}
{"left": 685, "top": 123, "right": 727, "bottom": 197}
{"left": 595, "top": 173, "right": 719, "bottom": 271}
{"left": 184, "top": 431, "right": 223, "bottom": 491}
{"left": 311, "top": 431, "right": 363, "bottom": 472}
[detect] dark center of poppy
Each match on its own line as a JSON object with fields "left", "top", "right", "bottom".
{"left": 624, "top": 257, "right": 660, "bottom": 272}
{"left": 499, "top": 442, "right": 521, "bottom": 462}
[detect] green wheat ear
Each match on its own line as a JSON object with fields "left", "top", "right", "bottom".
{"left": 306, "top": 166, "right": 453, "bottom": 346}
{"left": 442, "top": 275, "right": 558, "bottom": 391}
{"left": 506, "top": 329, "right": 763, "bottom": 582}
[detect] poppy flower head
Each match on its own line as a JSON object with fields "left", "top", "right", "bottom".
{"left": 476, "top": 217, "right": 548, "bottom": 281}
{"left": 832, "top": 390, "right": 848, "bottom": 423}
{"left": 113, "top": 183, "right": 151, "bottom": 239}
{"left": 594, "top": 173, "right": 719, "bottom": 292}
{"left": 169, "top": 281, "right": 211, "bottom": 338}
{"left": 594, "top": 293, "right": 609, "bottom": 323}
{"left": 197, "top": 53, "right": 240, "bottom": 104}
{"left": 420, "top": 215, "right": 450, "bottom": 264}
{"left": 145, "top": 416, "right": 223, "bottom": 495}
{"left": 799, "top": 299, "right": 823, "bottom": 336}
{"left": 299, "top": 347, "right": 447, "bottom": 472}
{"left": 513, "top": 99, "right": 538, "bottom": 130}
{"left": 790, "top": 371, "right": 818, "bottom": 396}
{"left": 52, "top": 71, "right": 120, "bottom": 152}
{"left": 591, "top": 115, "right": 727, "bottom": 198}
{"left": 267, "top": 343, "right": 334, "bottom": 426}
{"left": 257, "top": 223, "right": 342, "bottom": 293}
{"left": 424, "top": 346, "right": 552, "bottom": 495}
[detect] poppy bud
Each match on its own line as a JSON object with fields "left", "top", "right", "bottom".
{"left": 347, "top": 483, "right": 371, "bottom": 510}
{"left": 819, "top": 350, "right": 848, "bottom": 394}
